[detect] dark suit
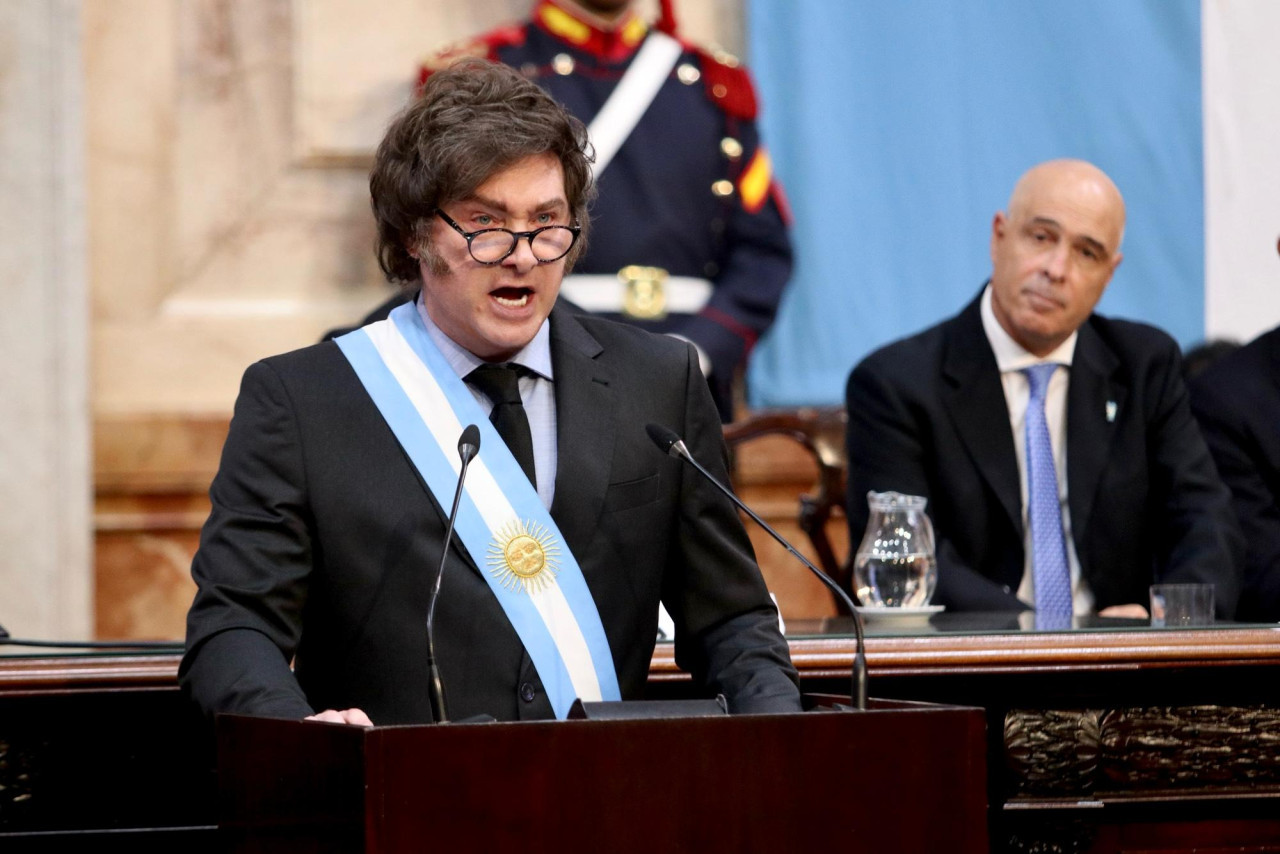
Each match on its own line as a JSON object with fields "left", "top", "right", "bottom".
{"left": 845, "top": 291, "right": 1242, "bottom": 617}
{"left": 181, "top": 305, "right": 800, "bottom": 724}
{"left": 1190, "top": 326, "right": 1280, "bottom": 621}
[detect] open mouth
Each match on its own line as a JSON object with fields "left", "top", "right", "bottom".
{"left": 492, "top": 287, "right": 533, "bottom": 308}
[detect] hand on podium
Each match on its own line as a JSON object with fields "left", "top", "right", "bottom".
{"left": 306, "top": 707, "right": 374, "bottom": 727}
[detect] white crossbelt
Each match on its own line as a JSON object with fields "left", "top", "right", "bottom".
{"left": 559, "top": 273, "right": 713, "bottom": 314}
{"left": 587, "top": 31, "right": 683, "bottom": 179}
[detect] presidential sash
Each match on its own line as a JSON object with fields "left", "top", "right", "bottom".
{"left": 335, "top": 303, "right": 620, "bottom": 718}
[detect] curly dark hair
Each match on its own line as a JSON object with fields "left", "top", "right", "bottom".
{"left": 370, "top": 59, "right": 595, "bottom": 284}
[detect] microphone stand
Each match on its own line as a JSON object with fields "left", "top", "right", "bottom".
{"left": 646, "top": 424, "right": 868, "bottom": 710}
{"left": 425, "top": 424, "right": 481, "bottom": 723}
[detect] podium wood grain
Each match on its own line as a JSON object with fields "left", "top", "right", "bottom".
{"left": 217, "top": 699, "right": 988, "bottom": 854}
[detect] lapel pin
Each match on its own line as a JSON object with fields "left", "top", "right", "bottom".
{"left": 1106, "top": 401, "right": 1117, "bottom": 423}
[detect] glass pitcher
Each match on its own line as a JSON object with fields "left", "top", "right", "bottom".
{"left": 853, "top": 491, "right": 937, "bottom": 608}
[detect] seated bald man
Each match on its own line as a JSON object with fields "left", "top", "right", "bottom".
{"left": 845, "top": 159, "right": 1242, "bottom": 620}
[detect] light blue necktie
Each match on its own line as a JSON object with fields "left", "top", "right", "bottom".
{"left": 1023, "top": 364, "right": 1073, "bottom": 619}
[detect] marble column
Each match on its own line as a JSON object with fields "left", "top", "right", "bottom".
{"left": 0, "top": 0, "right": 92, "bottom": 639}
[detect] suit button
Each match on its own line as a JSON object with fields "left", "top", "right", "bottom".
{"left": 1002, "top": 585, "right": 1012, "bottom": 594}
{"left": 520, "top": 682, "right": 536, "bottom": 703}
{"left": 552, "top": 53, "right": 574, "bottom": 76}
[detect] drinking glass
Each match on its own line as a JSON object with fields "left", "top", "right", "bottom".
{"left": 1150, "top": 584, "right": 1214, "bottom": 627}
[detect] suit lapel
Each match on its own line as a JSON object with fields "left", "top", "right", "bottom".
{"left": 942, "top": 295, "right": 1022, "bottom": 533}
{"left": 547, "top": 306, "right": 617, "bottom": 559}
{"left": 1065, "top": 320, "right": 1124, "bottom": 545}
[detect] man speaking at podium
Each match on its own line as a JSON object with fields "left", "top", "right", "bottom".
{"left": 180, "top": 60, "right": 800, "bottom": 726}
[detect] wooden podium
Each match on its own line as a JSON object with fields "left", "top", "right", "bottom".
{"left": 217, "top": 698, "right": 987, "bottom": 853}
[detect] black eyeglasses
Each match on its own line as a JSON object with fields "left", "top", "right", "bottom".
{"left": 435, "top": 209, "right": 580, "bottom": 266}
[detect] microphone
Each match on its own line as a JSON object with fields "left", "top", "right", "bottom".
{"left": 645, "top": 423, "right": 868, "bottom": 711}
{"left": 425, "top": 424, "right": 481, "bottom": 723}
{"left": 457, "top": 423, "right": 481, "bottom": 465}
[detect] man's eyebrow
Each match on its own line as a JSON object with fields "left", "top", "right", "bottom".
{"left": 1077, "top": 235, "right": 1109, "bottom": 257}
{"left": 1027, "top": 216, "right": 1110, "bottom": 256}
{"left": 466, "top": 194, "right": 568, "bottom": 214}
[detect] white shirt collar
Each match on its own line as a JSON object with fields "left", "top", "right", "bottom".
{"left": 980, "top": 283, "right": 1077, "bottom": 373}
{"left": 416, "top": 293, "right": 554, "bottom": 381}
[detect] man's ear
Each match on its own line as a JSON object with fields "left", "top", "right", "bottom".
{"left": 990, "top": 211, "right": 1008, "bottom": 263}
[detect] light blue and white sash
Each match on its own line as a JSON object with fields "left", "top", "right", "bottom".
{"left": 334, "top": 303, "right": 620, "bottom": 718}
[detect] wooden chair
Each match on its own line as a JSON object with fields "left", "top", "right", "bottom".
{"left": 722, "top": 407, "right": 851, "bottom": 591}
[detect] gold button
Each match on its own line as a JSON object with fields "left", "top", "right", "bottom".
{"left": 720, "top": 137, "right": 743, "bottom": 160}
{"left": 552, "top": 53, "right": 575, "bottom": 75}
{"left": 712, "top": 83, "right": 728, "bottom": 99}
{"left": 711, "top": 180, "right": 734, "bottom": 197}
{"left": 713, "top": 49, "right": 740, "bottom": 69}
{"left": 676, "top": 63, "right": 701, "bottom": 85}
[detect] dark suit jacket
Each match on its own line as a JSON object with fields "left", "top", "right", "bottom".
{"left": 1190, "top": 326, "right": 1280, "bottom": 621}
{"left": 181, "top": 305, "right": 800, "bottom": 724}
{"left": 845, "top": 291, "right": 1242, "bottom": 617}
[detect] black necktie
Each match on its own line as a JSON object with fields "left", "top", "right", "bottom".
{"left": 466, "top": 363, "right": 537, "bottom": 488}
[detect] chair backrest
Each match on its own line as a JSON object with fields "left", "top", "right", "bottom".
{"left": 723, "top": 407, "right": 850, "bottom": 589}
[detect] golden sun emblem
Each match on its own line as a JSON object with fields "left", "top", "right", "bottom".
{"left": 487, "top": 519, "right": 561, "bottom": 594}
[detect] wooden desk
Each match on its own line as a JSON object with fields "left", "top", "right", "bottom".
{"left": 5, "top": 622, "right": 1280, "bottom": 853}
{"left": 0, "top": 649, "right": 214, "bottom": 852}
{"left": 657, "top": 618, "right": 1280, "bottom": 854}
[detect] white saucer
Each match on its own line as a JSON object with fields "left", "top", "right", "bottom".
{"left": 854, "top": 605, "right": 945, "bottom": 626}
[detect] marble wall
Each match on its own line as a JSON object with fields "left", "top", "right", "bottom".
{"left": 0, "top": 1, "right": 92, "bottom": 640}
{"left": 89, "top": 0, "right": 743, "bottom": 417}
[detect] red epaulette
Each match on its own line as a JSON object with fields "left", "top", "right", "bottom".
{"left": 417, "top": 24, "right": 528, "bottom": 92}
{"left": 695, "top": 47, "right": 758, "bottom": 121}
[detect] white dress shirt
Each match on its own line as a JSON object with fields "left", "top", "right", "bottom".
{"left": 417, "top": 296, "right": 558, "bottom": 509}
{"left": 979, "top": 285, "right": 1095, "bottom": 615}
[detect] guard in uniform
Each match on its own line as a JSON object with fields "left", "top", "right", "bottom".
{"left": 364, "top": 0, "right": 794, "bottom": 420}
